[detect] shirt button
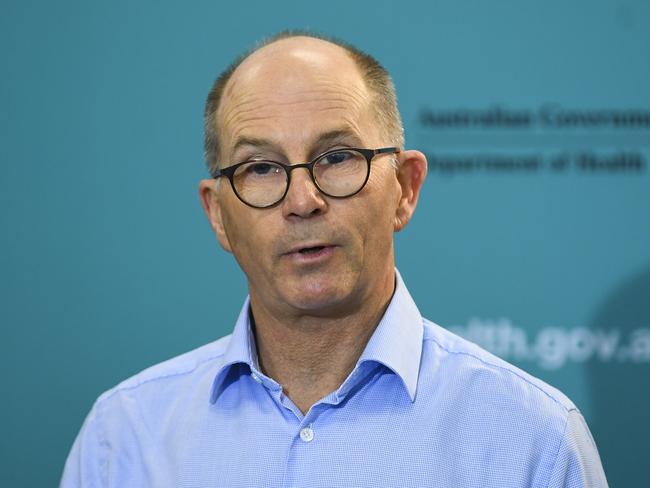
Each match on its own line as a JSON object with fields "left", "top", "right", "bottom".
{"left": 299, "top": 427, "right": 314, "bottom": 443}
{"left": 251, "top": 372, "right": 262, "bottom": 384}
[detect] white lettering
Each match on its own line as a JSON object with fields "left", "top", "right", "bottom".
{"left": 449, "top": 320, "right": 648, "bottom": 369}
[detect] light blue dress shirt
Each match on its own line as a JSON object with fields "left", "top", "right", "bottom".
{"left": 61, "top": 272, "right": 608, "bottom": 487}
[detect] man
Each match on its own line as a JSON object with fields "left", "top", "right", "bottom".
{"left": 61, "top": 32, "right": 608, "bottom": 487}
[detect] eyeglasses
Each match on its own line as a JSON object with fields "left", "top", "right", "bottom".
{"left": 212, "top": 147, "right": 400, "bottom": 208}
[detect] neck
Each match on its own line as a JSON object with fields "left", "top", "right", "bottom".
{"left": 249, "top": 268, "right": 395, "bottom": 414}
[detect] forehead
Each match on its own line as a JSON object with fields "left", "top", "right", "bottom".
{"left": 216, "top": 37, "right": 376, "bottom": 158}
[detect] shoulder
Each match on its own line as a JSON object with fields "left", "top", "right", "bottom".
{"left": 95, "top": 334, "right": 232, "bottom": 408}
{"left": 419, "top": 318, "right": 577, "bottom": 428}
{"left": 422, "top": 318, "right": 576, "bottom": 409}
{"left": 61, "top": 335, "right": 235, "bottom": 486}
{"left": 399, "top": 318, "right": 607, "bottom": 486}
{"left": 415, "top": 318, "right": 586, "bottom": 479}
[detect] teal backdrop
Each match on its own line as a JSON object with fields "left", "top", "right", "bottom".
{"left": 1, "top": 1, "right": 648, "bottom": 486}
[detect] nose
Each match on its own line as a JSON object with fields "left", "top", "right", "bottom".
{"left": 281, "top": 167, "right": 327, "bottom": 218}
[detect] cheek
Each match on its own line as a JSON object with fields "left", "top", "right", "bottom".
{"left": 220, "top": 205, "right": 268, "bottom": 263}
{"left": 363, "top": 169, "right": 401, "bottom": 228}
{"left": 349, "top": 193, "right": 397, "bottom": 256}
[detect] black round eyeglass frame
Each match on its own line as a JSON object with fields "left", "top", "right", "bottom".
{"left": 212, "top": 147, "right": 400, "bottom": 209}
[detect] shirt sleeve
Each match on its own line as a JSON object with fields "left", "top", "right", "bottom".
{"left": 60, "top": 402, "right": 106, "bottom": 488}
{"left": 546, "top": 409, "right": 608, "bottom": 488}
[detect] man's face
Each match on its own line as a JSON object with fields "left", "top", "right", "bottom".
{"left": 201, "top": 38, "right": 409, "bottom": 318}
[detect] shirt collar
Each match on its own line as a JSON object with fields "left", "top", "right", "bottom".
{"left": 209, "top": 296, "right": 259, "bottom": 404}
{"left": 352, "top": 269, "right": 423, "bottom": 402}
{"left": 210, "top": 269, "right": 423, "bottom": 404}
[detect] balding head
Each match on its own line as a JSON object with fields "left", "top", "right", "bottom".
{"left": 204, "top": 32, "right": 404, "bottom": 174}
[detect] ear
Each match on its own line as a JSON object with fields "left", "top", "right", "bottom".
{"left": 199, "top": 179, "right": 233, "bottom": 253}
{"left": 393, "top": 150, "right": 428, "bottom": 232}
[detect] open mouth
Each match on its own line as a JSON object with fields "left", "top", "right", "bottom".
{"left": 298, "top": 246, "right": 326, "bottom": 254}
{"left": 284, "top": 244, "right": 336, "bottom": 261}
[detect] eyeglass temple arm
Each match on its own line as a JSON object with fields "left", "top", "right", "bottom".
{"left": 212, "top": 168, "right": 227, "bottom": 179}
{"left": 376, "top": 147, "right": 400, "bottom": 155}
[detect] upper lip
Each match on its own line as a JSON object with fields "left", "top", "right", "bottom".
{"left": 283, "top": 242, "right": 335, "bottom": 255}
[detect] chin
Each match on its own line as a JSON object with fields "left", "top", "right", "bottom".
{"left": 283, "top": 276, "right": 355, "bottom": 314}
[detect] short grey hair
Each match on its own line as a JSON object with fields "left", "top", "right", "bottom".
{"left": 203, "top": 30, "right": 404, "bottom": 175}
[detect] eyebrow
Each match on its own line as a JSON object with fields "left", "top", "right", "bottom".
{"left": 230, "top": 127, "right": 364, "bottom": 162}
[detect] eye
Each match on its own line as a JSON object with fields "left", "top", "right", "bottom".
{"left": 321, "top": 150, "right": 355, "bottom": 166}
{"left": 245, "top": 162, "right": 280, "bottom": 176}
